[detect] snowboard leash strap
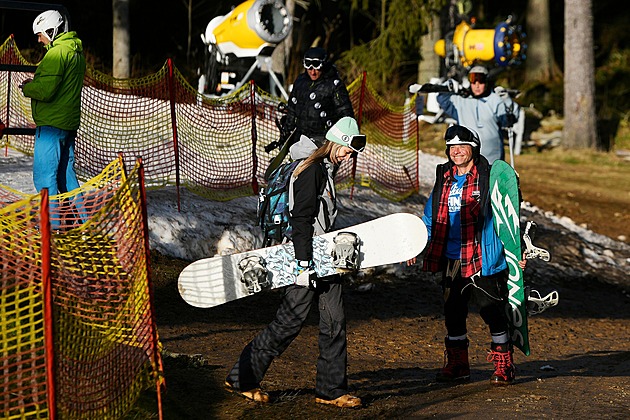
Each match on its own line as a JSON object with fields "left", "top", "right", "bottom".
{"left": 464, "top": 270, "right": 504, "bottom": 302}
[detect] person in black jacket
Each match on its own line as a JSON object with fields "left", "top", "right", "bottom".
{"left": 225, "top": 117, "right": 366, "bottom": 408}
{"left": 281, "top": 47, "right": 354, "bottom": 147}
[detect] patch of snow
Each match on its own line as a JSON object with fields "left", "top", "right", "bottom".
{"left": 522, "top": 202, "right": 629, "bottom": 252}
{"left": 1, "top": 149, "right": 627, "bottom": 264}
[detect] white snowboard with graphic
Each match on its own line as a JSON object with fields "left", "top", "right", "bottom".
{"left": 178, "top": 213, "right": 428, "bottom": 308}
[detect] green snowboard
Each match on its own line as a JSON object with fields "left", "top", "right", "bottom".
{"left": 489, "top": 160, "right": 529, "bottom": 356}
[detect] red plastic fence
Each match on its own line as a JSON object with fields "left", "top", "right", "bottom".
{"left": 0, "top": 36, "right": 420, "bottom": 204}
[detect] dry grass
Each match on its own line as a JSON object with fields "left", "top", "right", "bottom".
{"left": 515, "top": 148, "right": 630, "bottom": 242}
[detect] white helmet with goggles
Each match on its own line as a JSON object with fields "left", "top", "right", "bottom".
{"left": 444, "top": 124, "right": 480, "bottom": 148}
{"left": 468, "top": 65, "right": 489, "bottom": 86}
{"left": 33, "top": 10, "right": 64, "bottom": 42}
{"left": 325, "top": 117, "right": 366, "bottom": 153}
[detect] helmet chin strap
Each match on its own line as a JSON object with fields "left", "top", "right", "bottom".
{"left": 42, "top": 28, "right": 57, "bottom": 43}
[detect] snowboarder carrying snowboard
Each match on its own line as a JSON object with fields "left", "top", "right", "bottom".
{"left": 225, "top": 117, "right": 366, "bottom": 407}
{"left": 408, "top": 124, "right": 526, "bottom": 385}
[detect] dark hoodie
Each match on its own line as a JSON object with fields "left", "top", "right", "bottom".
{"left": 288, "top": 137, "right": 337, "bottom": 261}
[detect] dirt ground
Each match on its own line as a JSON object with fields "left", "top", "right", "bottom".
{"left": 135, "top": 144, "right": 630, "bottom": 419}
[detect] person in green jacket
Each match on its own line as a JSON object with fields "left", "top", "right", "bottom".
{"left": 20, "top": 10, "right": 87, "bottom": 229}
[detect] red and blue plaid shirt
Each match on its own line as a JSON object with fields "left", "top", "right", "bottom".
{"left": 424, "top": 165, "right": 482, "bottom": 277}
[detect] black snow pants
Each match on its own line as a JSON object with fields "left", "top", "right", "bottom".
{"left": 442, "top": 259, "right": 510, "bottom": 338}
{"left": 226, "top": 279, "right": 348, "bottom": 400}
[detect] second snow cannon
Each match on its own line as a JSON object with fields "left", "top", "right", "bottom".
{"left": 434, "top": 16, "right": 527, "bottom": 69}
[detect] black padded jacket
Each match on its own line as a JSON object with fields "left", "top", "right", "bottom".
{"left": 283, "top": 64, "right": 354, "bottom": 144}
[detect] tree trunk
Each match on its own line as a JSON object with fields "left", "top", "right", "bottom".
{"left": 563, "top": 0, "right": 597, "bottom": 149}
{"left": 525, "top": 0, "right": 561, "bottom": 82}
{"left": 113, "top": 0, "right": 130, "bottom": 79}
{"left": 186, "top": 0, "right": 192, "bottom": 65}
{"left": 418, "top": 14, "right": 441, "bottom": 84}
{"left": 380, "top": 0, "right": 387, "bottom": 86}
{"left": 271, "top": 0, "right": 294, "bottom": 93}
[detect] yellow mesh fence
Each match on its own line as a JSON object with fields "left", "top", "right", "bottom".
{"left": 78, "top": 64, "right": 175, "bottom": 188}
{"left": 0, "top": 194, "right": 48, "bottom": 419}
{"left": 0, "top": 36, "right": 420, "bottom": 203}
{"left": 0, "top": 158, "right": 162, "bottom": 419}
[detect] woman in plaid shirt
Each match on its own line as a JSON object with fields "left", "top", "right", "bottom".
{"left": 410, "top": 124, "right": 525, "bottom": 385}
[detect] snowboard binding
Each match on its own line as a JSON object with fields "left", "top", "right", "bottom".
{"left": 521, "top": 221, "right": 559, "bottom": 315}
{"left": 238, "top": 255, "right": 270, "bottom": 294}
{"left": 525, "top": 286, "right": 559, "bottom": 315}
{"left": 331, "top": 232, "right": 361, "bottom": 271}
{"left": 523, "top": 221, "right": 551, "bottom": 261}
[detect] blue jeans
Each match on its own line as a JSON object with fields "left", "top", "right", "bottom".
{"left": 33, "top": 126, "right": 85, "bottom": 229}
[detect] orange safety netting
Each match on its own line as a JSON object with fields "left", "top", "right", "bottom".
{"left": 346, "top": 76, "right": 420, "bottom": 200}
{"left": 0, "top": 36, "right": 420, "bottom": 203}
{"left": 0, "top": 158, "right": 162, "bottom": 419}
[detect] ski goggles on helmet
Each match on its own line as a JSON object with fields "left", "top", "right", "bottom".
{"left": 327, "top": 123, "right": 367, "bottom": 152}
{"left": 344, "top": 134, "right": 366, "bottom": 152}
{"left": 340, "top": 134, "right": 366, "bottom": 153}
{"left": 445, "top": 125, "right": 480, "bottom": 147}
{"left": 303, "top": 58, "right": 324, "bottom": 70}
{"left": 468, "top": 72, "right": 487, "bottom": 84}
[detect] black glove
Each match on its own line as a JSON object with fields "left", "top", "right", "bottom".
{"left": 18, "top": 78, "right": 32, "bottom": 91}
{"left": 264, "top": 139, "right": 282, "bottom": 153}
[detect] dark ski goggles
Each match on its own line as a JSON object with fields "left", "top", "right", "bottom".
{"left": 444, "top": 125, "right": 479, "bottom": 147}
{"left": 303, "top": 58, "right": 324, "bottom": 70}
{"left": 344, "top": 134, "right": 366, "bottom": 152}
{"left": 468, "top": 72, "right": 487, "bottom": 84}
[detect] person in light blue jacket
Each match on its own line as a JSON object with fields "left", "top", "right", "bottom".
{"left": 437, "top": 66, "right": 518, "bottom": 164}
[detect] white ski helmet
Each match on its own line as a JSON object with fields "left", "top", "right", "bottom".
{"left": 33, "top": 10, "right": 64, "bottom": 42}
{"left": 468, "top": 65, "right": 489, "bottom": 76}
{"left": 444, "top": 124, "right": 481, "bottom": 159}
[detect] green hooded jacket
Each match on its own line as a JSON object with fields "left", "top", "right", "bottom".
{"left": 22, "top": 31, "right": 86, "bottom": 131}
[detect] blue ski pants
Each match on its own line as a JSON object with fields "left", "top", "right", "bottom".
{"left": 33, "top": 126, "right": 85, "bottom": 229}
